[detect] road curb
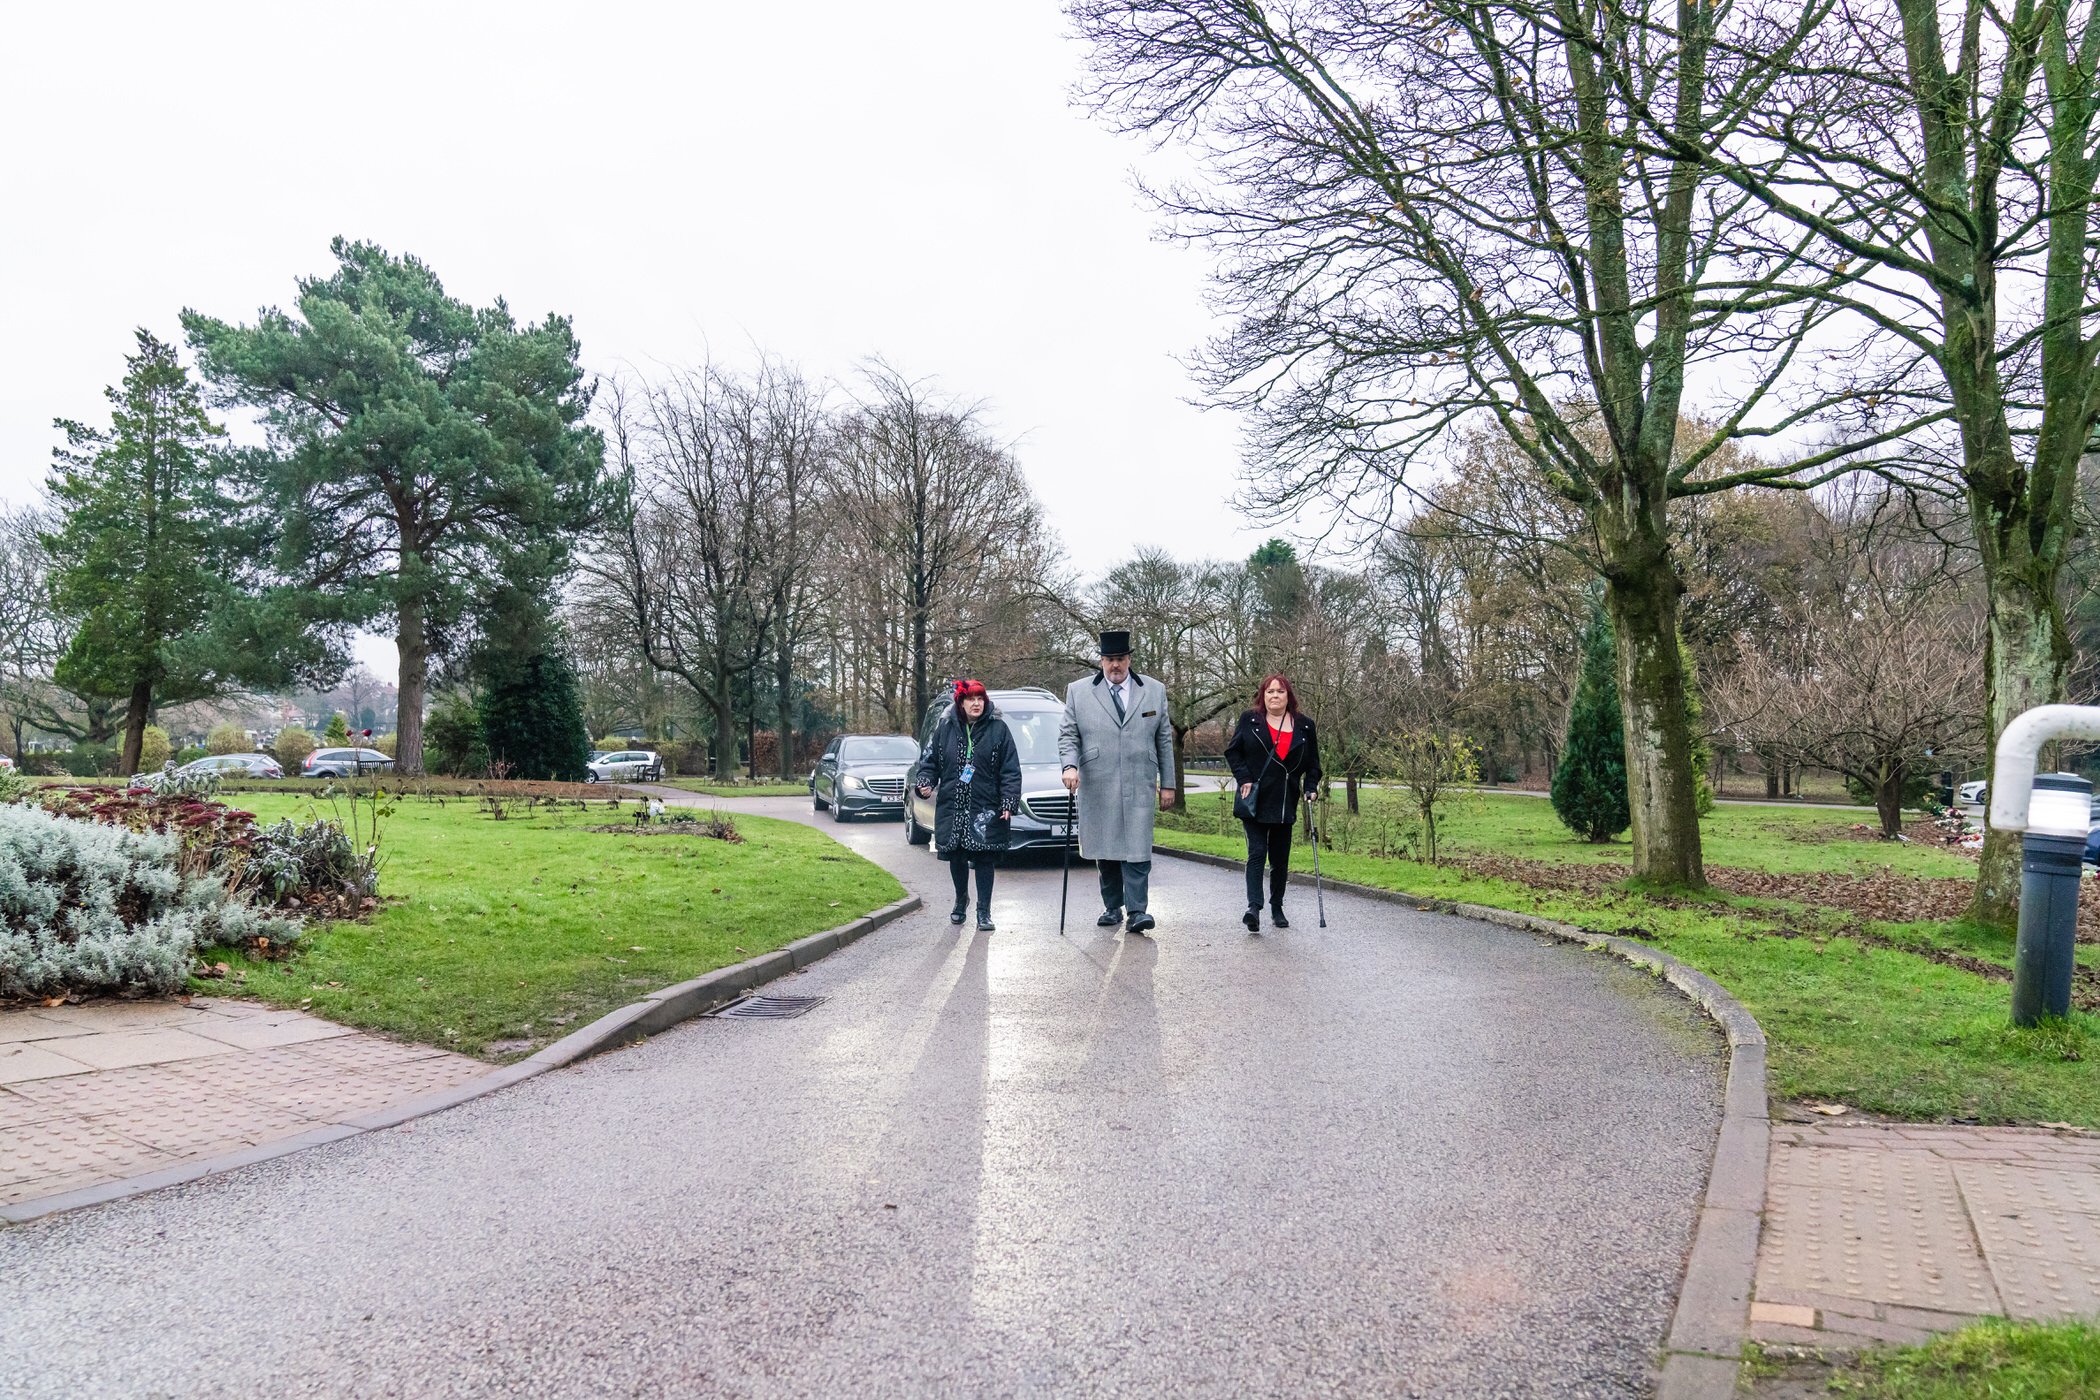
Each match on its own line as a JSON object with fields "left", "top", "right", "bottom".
{"left": 0, "top": 894, "right": 921, "bottom": 1226}
{"left": 1154, "top": 843, "right": 1766, "bottom": 1399}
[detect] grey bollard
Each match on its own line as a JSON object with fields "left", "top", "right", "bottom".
{"left": 2012, "top": 771, "right": 2089, "bottom": 1027}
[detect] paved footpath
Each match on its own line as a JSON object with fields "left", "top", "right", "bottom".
{"left": 1, "top": 998, "right": 486, "bottom": 1210}
{"left": 1751, "top": 1119, "right": 2100, "bottom": 1349}
{"left": 0, "top": 795, "right": 1723, "bottom": 1398}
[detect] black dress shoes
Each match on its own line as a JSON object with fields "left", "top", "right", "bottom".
{"left": 1270, "top": 906, "right": 1290, "bottom": 929}
{"left": 1242, "top": 908, "right": 1260, "bottom": 932}
{"left": 1097, "top": 908, "right": 1124, "bottom": 927}
{"left": 977, "top": 913, "right": 995, "bottom": 932}
{"left": 1126, "top": 913, "right": 1157, "bottom": 935}
{"left": 950, "top": 901, "right": 968, "bottom": 925}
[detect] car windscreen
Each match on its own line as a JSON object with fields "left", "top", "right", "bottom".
{"left": 1002, "top": 710, "right": 1063, "bottom": 765}
{"left": 840, "top": 737, "right": 920, "bottom": 763}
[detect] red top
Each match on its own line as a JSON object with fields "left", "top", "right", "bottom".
{"left": 1269, "top": 720, "right": 1292, "bottom": 760}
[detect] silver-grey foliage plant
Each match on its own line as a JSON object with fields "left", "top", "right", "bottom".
{"left": 0, "top": 803, "right": 302, "bottom": 1000}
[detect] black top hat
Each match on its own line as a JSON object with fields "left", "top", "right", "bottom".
{"left": 1098, "top": 628, "right": 1132, "bottom": 657}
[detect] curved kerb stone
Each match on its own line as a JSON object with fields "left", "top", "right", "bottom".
{"left": 1153, "top": 844, "right": 1767, "bottom": 1400}
{"left": 0, "top": 895, "right": 924, "bottom": 1226}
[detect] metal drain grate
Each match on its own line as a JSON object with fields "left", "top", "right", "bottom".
{"left": 709, "top": 994, "right": 828, "bottom": 1019}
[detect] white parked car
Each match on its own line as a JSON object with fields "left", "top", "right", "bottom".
{"left": 586, "top": 750, "right": 664, "bottom": 784}
{"left": 1957, "top": 780, "right": 1987, "bottom": 806}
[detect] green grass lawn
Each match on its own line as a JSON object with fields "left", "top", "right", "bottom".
{"left": 656, "top": 778, "right": 810, "bottom": 797}
{"left": 1812, "top": 1318, "right": 2100, "bottom": 1398}
{"left": 197, "top": 793, "right": 902, "bottom": 1060}
{"left": 1161, "top": 793, "right": 2100, "bottom": 1127}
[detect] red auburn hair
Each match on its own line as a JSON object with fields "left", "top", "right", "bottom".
{"left": 953, "top": 678, "right": 989, "bottom": 705}
{"left": 1253, "top": 672, "right": 1300, "bottom": 715}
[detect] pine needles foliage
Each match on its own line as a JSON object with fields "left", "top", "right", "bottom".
{"left": 1552, "top": 605, "right": 1632, "bottom": 842}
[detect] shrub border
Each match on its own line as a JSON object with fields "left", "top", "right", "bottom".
{"left": 1154, "top": 842, "right": 1766, "bottom": 1400}
{"left": 0, "top": 894, "right": 921, "bottom": 1226}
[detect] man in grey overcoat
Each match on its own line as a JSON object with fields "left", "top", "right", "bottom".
{"left": 1059, "top": 629, "right": 1176, "bottom": 934}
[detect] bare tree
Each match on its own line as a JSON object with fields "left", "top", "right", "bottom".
{"left": 1727, "top": 604, "right": 1985, "bottom": 837}
{"left": 1636, "top": 0, "right": 2100, "bottom": 921}
{"left": 1070, "top": 0, "right": 1925, "bottom": 887}
{"left": 828, "top": 362, "right": 1048, "bottom": 725}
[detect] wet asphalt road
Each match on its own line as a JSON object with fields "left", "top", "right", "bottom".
{"left": 0, "top": 796, "right": 1722, "bottom": 1399}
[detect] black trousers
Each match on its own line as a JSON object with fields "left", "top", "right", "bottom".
{"left": 948, "top": 853, "right": 998, "bottom": 913}
{"left": 1243, "top": 820, "right": 1293, "bottom": 909}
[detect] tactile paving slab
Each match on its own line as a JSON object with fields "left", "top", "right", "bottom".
{"left": 1760, "top": 1143, "right": 2002, "bottom": 1316}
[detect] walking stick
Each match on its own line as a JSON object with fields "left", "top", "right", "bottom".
{"left": 1058, "top": 801, "right": 1074, "bottom": 936}
{"left": 1310, "top": 797, "right": 1327, "bottom": 928}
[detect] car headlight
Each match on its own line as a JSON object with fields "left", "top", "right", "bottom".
{"left": 841, "top": 774, "right": 866, "bottom": 791}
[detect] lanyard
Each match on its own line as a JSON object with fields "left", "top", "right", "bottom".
{"left": 962, "top": 721, "right": 976, "bottom": 761}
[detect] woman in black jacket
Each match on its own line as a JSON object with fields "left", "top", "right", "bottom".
{"left": 1224, "top": 673, "right": 1324, "bottom": 931}
{"left": 913, "top": 678, "right": 1023, "bottom": 932}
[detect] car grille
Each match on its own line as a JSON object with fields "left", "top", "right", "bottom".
{"left": 863, "top": 776, "right": 905, "bottom": 799}
{"left": 1023, "top": 794, "right": 1075, "bottom": 824}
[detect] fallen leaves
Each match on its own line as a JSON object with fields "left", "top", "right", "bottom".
{"left": 1807, "top": 1103, "right": 1851, "bottom": 1116}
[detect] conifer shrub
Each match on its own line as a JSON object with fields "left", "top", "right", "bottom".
{"left": 1552, "top": 606, "right": 1632, "bottom": 842}
{"left": 477, "top": 651, "right": 590, "bottom": 782}
{"left": 322, "top": 713, "right": 351, "bottom": 745}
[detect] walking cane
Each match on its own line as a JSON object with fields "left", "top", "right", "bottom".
{"left": 1058, "top": 802, "right": 1074, "bottom": 937}
{"left": 1309, "top": 796, "right": 1327, "bottom": 928}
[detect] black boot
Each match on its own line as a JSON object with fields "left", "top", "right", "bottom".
{"left": 1242, "top": 907, "right": 1260, "bottom": 932}
{"left": 1270, "top": 903, "right": 1290, "bottom": 929}
{"left": 977, "top": 910, "right": 995, "bottom": 932}
{"left": 950, "top": 899, "right": 968, "bottom": 925}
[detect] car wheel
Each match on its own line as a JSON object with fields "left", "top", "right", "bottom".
{"left": 585, "top": 771, "right": 599, "bottom": 784}
{"left": 832, "top": 798, "right": 848, "bottom": 822}
{"left": 905, "top": 807, "right": 931, "bottom": 846}
{"left": 813, "top": 787, "right": 829, "bottom": 811}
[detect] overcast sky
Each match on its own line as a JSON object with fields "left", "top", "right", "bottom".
{"left": 1, "top": 1, "right": 1275, "bottom": 672}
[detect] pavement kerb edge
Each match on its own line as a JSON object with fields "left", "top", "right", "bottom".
{"left": 1153, "top": 843, "right": 1766, "bottom": 1399}
{"left": 0, "top": 893, "right": 922, "bottom": 1227}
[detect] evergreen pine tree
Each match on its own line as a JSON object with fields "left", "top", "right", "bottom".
{"left": 477, "top": 650, "right": 590, "bottom": 782}
{"left": 1552, "top": 605, "right": 1632, "bottom": 842}
{"left": 323, "top": 712, "right": 351, "bottom": 744}
{"left": 44, "top": 331, "right": 330, "bottom": 776}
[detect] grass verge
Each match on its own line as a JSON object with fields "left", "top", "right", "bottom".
{"left": 1160, "top": 794, "right": 2100, "bottom": 1127}
{"left": 196, "top": 793, "right": 901, "bottom": 1060}
{"left": 1815, "top": 1318, "right": 2100, "bottom": 1397}
{"left": 656, "top": 779, "right": 810, "bottom": 797}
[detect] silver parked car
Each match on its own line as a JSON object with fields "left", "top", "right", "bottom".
{"left": 810, "top": 734, "right": 920, "bottom": 821}
{"left": 902, "top": 687, "right": 1075, "bottom": 853}
{"left": 303, "top": 747, "right": 394, "bottom": 779}
{"left": 586, "top": 750, "right": 664, "bottom": 783}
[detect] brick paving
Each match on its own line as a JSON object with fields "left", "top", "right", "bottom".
{"left": 0, "top": 998, "right": 486, "bottom": 1209}
{"left": 1752, "top": 1119, "right": 2100, "bottom": 1350}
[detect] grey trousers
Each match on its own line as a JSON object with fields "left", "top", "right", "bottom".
{"left": 1098, "top": 859, "right": 1152, "bottom": 916}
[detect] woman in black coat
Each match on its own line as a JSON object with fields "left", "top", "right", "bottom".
{"left": 913, "top": 678, "right": 1023, "bottom": 932}
{"left": 1224, "top": 672, "right": 1324, "bottom": 931}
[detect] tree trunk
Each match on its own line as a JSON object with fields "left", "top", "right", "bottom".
{"left": 1873, "top": 760, "right": 1904, "bottom": 840}
{"left": 711, "top": 653, "right": 735, "bottom": 781}
{"left": 1346, "top": 772, "right": 1360, "bottom": 814}
{"left": 774, "top": 633, "right": 796, "bottom": 781}
{"left": 395, "top": 590, "right": 428, "bottom": 775}
{"left": 1602, "top": 528, "right": 1706, "bottom": 887}
{"left": 119, "top": 679, "right": 151, "bottom": 776}
{"left": 1764, "top": 753, "right": 1779, "bottom": 799}
{"left": 1974, "top": 565, "right": 2074, "bottom": 927}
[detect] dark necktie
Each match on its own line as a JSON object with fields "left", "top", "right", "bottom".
{"left": 1112, "top": 685, "right": 1126, "bottom": 721}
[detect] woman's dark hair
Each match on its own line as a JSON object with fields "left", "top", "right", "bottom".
{"left": 1253, "top": 672, "right": 1300, "bottom": 716}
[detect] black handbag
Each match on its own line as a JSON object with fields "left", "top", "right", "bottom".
{"left": 1234, "top": 742, "right": 1279, "bottom": 823}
